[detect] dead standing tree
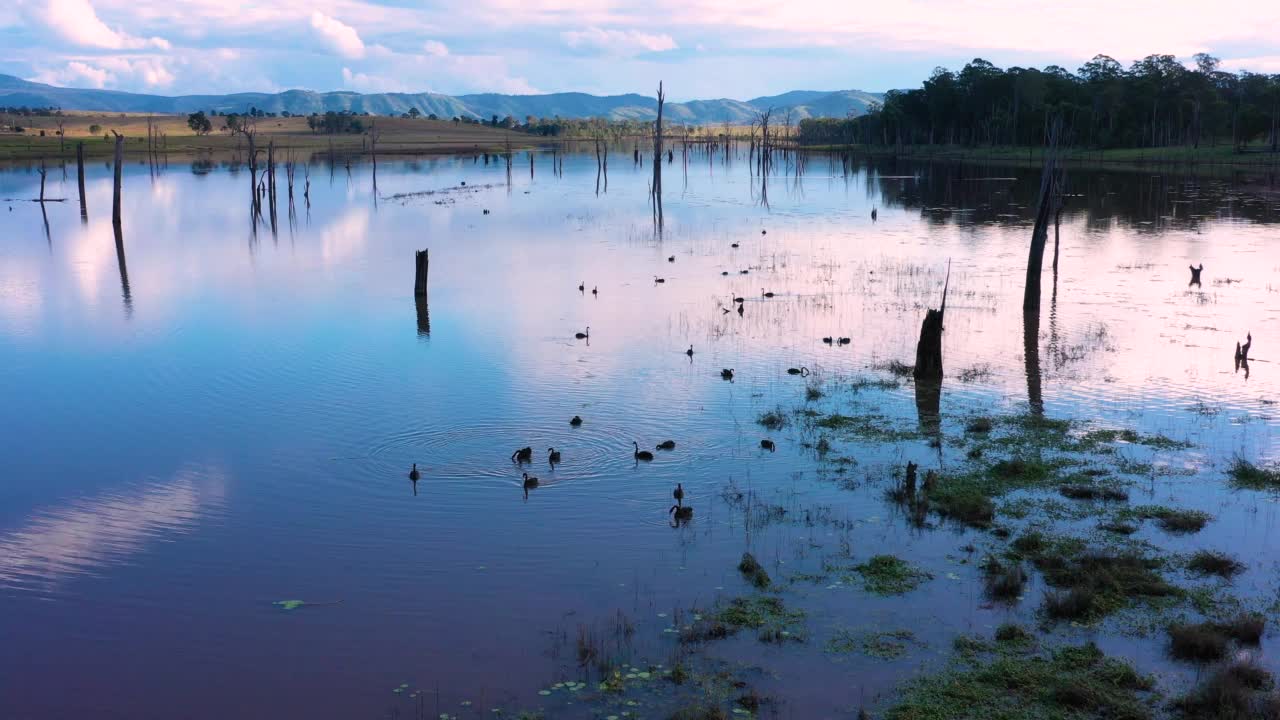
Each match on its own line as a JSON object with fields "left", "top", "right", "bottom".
{"left": 913, "top": 260, "right": 950, "bottom": 383}
{"left": 1023, "top": 117, "right": 1065, "bottom": 415}
{"left": 652, "top": 81, "right": 665, "bottom": 231}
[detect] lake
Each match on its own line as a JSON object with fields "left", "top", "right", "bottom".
{"left": 1, "top": 147, "right": 1278, "bottom": 719}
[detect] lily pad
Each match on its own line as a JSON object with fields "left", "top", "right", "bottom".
{"left": 273, "top": 600, "right": 306, "bottom": 611}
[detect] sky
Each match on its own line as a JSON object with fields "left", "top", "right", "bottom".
{"left": 2, "top": 0, "right": 1279, "bottom": 100}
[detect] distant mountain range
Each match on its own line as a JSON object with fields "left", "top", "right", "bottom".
{"left": 0, "top": 75, "right": 883, "bottom": 125}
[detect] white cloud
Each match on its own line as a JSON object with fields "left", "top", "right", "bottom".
{"left": 562, "top": 26, "right": 677, "bottom": 54}
{"left": 423, "top": 40, "right": 449, "bottom": 57}
{"left": 40, "top": 0, "right": 169, "bottom": 50}
{"left": 310, "top": 11, "right": 365, "bottom": 59}
{"left": 341, "top": 66, "right": 406, "bottom": 93}
{"left": 33, "top": 56, "right": 175, "bottom": 89}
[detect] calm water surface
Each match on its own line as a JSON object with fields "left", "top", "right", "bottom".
{"left": 1, "top": 149, "right": 1278, "bottom": 718}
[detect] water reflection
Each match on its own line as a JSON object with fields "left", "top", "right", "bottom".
{"left": 0, "top": 467, "right": 226, "bottom": 593}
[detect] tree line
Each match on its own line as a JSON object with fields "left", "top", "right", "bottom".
{"left": 797, "top": 54, "right": 1280, "bottom": 152}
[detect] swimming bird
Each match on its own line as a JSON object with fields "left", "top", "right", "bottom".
{"left": 739, "top": 270, "right": 749, "bottom": 275}
{"left": 483, "top": 209, "right": 490, "bottom": 215}
{"left": 575, "top": 327, "right": 590, "bottom": 339}
{"left": 657, "top": 440, "right": 676, "bottom": 450}
{"left": 731, "top": 242, "right": 740, "bottom": 248}
{"left": 721, "top": 271, "right": 730, "bottom": 276}
{"left": 737, "top": 304, "right": 744, "bottom": 317}
{"left": 633, "top": 441, "right": 654, "bottom": 461}
{"left": 592, "top": 286, "right": 598, "bottom": 297}
{"left": 761, "top": 289, "right": 775, "bottom": 298}
{"left": 672, "top": 482, "right": 685, "bottom": 505}
{"left": 871, "top": 207, "right": 878, "bottom": 222}
{"left": 578, "top": 281, "right": 585, "bottom": 292}
{"left": 670, "top": 505, "right": 693, "bottom": 522}
{"left": 822, "top": 336, "right": 833, "bottom": 344}
{"left": 731, "top": 294, "right": 745, "bottom": 303}
{"left": 837, "top": 337, "right": 851, "bottom": 345}
{"left": 760, "top": 439, "right": 776, "bottom": 452}
{"left": 569, "top": 415, "right": 583, "bottom": 426}
{"left": 511, "top": 446, "right": 533, "bottom": 462}
{"left": 522, "top": 472, "right": 539, "bottom": 489}
{"left": 686, "top": 345, "right": 694, "bottom": 357}
{"left": 654, "top": 276, "right": 666, "bottom": 284}
{"left": 547, "top": 447, "right": 561, "bottom": 464}
{"left": 787, "top": 367, "right": 810, "bottom": 376}
{"left": 668, "top": 255, "right": 675, "bottom": 262}
{"left": 761, "top": 230, "right": 767, "bottom": 235}
{"left": 721, "top": 368, "right": 735, "bottom": 380}
{"left": 408, "top": 463, "right": 420, "bottom": 481}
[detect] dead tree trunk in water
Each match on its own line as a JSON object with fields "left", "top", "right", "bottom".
{"left": 111, "top": 132, "right": 124, "bottom": 229}
{"left": 1024, "top": 118, "right": 1064, "bottom": 313}
{"left": 413, "top": 249, "right": 430, "bottom": 297}
{"left": 913, "top": 260, "right": 950, "bottom": 382}
{"left": 76, "top": 142, "right": 87, "bottom": 222}
{"left": 652, "top": 81, "right": 665, "bottom": 230}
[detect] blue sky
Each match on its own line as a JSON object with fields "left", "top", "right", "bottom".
{"left": 2, "top": 0, "right": 1278, "bottom": 99}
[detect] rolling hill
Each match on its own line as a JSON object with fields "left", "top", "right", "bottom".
{"left": 0, "top": 74, "right": 882, "bottom": 125}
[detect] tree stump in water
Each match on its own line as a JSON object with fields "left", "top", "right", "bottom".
{"left": 1189, "top": 264, "right": 1203, "bottom": 287}
{"left": 913, "top": 308, "right": 944, "bottom": 382}
{"left": 413, "top": 250, "right": 429, "bottom": 297}
{"left": 111, "top": 132, "right": 124, "bottom": 229}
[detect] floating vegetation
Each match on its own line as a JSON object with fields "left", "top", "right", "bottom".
{"left": 981, "top": 556, "right": 1027, "bottom": 602}
{"left": 757, "top": 407, "right": 788, "bottom": 430}
{"left": 853, "top": 555, "right": 932, "bottom": 596}
{"left": 885, "top": 642, "right": 1154, "bottom": 720}
{"left": 1186, "top": 550, "right": 1245, "bottom": 579}
{"left": 1125, "top": 506, "right": 1212, "bottom": 534}
{"left": 1227, "top": 458, "right": 1280, "bottom": 491}
{"left": 681, "top": 596, "right": 805, "bottom": 645}
{"left": 1168, "top": 622, "right": 1229, "bottom": 662}
{"left": 809, "top": 412, "right": 920, "bottom": 442}
{"left": 737, "top": 552, "right": 771, "bottom": 589}
{"left": 1011, "top": 533, "right": 1177, "bottom": 621}
{"left": 827, "top": 628, "right": 918, "bottom": 660}
{"left": 956, "top": 364, "right": 994, "bottom": 383}
{"left": 1173, "top": 662, "right": 1278, "bottom": 719}
{"left": 1081, "top": 429, "right": 1191, "bottom": 450}
{"left": 1058, "top": 483, "right": 1129, "bottom": 502}
{"left": 272, "top": 599, "right": 342, "bottom": 611}
{"left": 964, "top": 417, "right": 994, "bottom": 434}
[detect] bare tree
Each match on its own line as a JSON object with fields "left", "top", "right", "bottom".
{"left": 652, "top": 82, "right": 665, "bottom": 229}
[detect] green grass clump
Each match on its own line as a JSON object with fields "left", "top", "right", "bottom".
{"left": 885, "top": 641, "right": 1154, "bottom": 720}
{"left": 811, "top": 412, "right": 919, "bottom": 441}
{"left": 1168, "top": 622, "right": 1229, "bottom": 662}
{"left": 1081, "top": 428, "right": 1190, "bottom": 450}
{"left": 1058, "top": 484, "right": 1129, "bottom": 502}
{"left": 1187, "top": 550, "right": 1245, "bottom": 579}
{"left": 678, "top": 596, "right": 805, "bottom": 646}
{"left": 1227, "top": 458, "right": 1280, "bottom": 491}
{"left": 981, "top": 556, "right": 1027, "bottom": 601}
{"left": 1173, "top": 663, "right": 1276, "bottom": 719}
{"left": 994, "top": 624, "right": 1035, "bottom": 646}
{"left": 1013, "top": 535, "right": 1176, "bottom": 621}
{"left": 1128, "top": 506, "right": 1212, "bottom": 534}
{"left": 757, "top": 407, "right": 788, "bottom": 430}
{"left": 853, "top": 555, "right": 932, "bottom": 595}
{"left": 737, "top": 552, "right": 771, "bottom": 589}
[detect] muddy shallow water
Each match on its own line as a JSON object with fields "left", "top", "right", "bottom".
{"left": 1, "top": 148, "right": 1278, "bottom": 719}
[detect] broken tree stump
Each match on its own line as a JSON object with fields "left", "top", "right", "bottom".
{"left": 1189, "top": 264, "right": 1203, "bottom": 287}
{"left": 913, "top": 261, "right": 950, "bottom": 383}
{"left": 413, "top": 249, "right": 430, "bottom": 297}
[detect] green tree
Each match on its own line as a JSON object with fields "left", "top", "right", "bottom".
{"left": 187, "top": 111, "right": 213, "bottom": 135}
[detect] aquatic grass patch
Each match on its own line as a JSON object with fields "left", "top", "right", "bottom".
{"left": 1081, "top": 429, "right": 1191, "bottom": 450}
{"left": 1172, "top": 663, "right": 1276, "bottom": 719}
{"left": 1127, "top": 506, "right": 1212, "bottom": 534}
{"left": 1012, "top": 534, "right": 1177, "bottom": 621}
{"left": 1168, "top": 622, "right": 1229, "bottom": 662}
{"left": 1187, "top": 550, "right": 1245, "bottom": 579}
{"left": 994, "top": 623, "right": 1035, "bottom": 646}
{"left": 1227, "top": 458, "right": 1280, "bottom": 491}
{"left": 681, "top": 596, "right": 805, "bottom": 646}
{"left": 808, "top": 411, "right": 920, "bottom": 442}
{"left": 756, "top": 407, "right": 788, "bottom": 430}
{"left": 1214, "top": 613, "right": 1266, "bottom": 644}
{"left": 981, "top": 555, "right": 1027, "bottom": 602}
{"left": 964, "top": 417, "right": 994, "bottom": 434}
{"left": 885, "top": 641, "right": 1154, "bottom": 720}
{"left": 825, "top": 628, "right": 917, "bottom": 660}
{"left": 853, "top": 555, "right": 932, "bottom": 595}
{"left": 1058, "top": 483, "right": 1130, "bottom": 502}
{"left": 737, "top": 553, "right": 771, "bottom": 589}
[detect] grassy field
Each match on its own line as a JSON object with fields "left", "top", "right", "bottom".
{"left": 0, "top": 113, "right": 537, "bottom": 161}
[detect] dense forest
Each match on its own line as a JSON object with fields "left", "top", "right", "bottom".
{"left": 797, "top": 54, "right": 1280, "bottom": 152}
